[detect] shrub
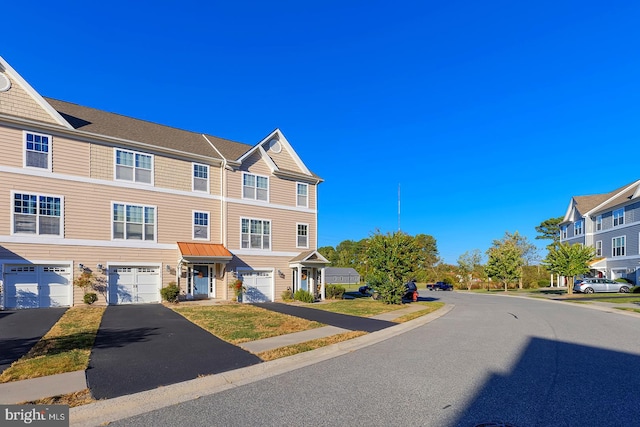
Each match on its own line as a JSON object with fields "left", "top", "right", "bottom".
{"left": 293, "top": 289, "right": 315, "bottom": 303}
{"left": 326, "top": 284, "right": 345, "bottom": 299}
{"left": 281, "top": 288, "right": 293, "bottom": 301}
{"left": 83, "top": 292, "right": 98, "bottom": 305}
{"left": 537, "top": 279, "right": 550, "bottom": 287}
{"left": 160, "top": 282, "right": 180, "bottom": 302}
{"left": 631, "top": 286, "right": 640, "bottom": 294}
{"left": 615, "top": 278, "right": 630, "bottom": 283}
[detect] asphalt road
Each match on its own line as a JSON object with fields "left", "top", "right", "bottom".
{"left": 107, "top": 292, "right": 640, "bottom": 427}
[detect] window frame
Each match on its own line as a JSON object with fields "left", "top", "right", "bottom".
{"left": 612, "top": 235, "right": 625, "bottom": 257}
{"left": 296, "top": 223, "right": 309, "bottom": 249}
{"left": 574, "top": 220, "right": 583, "bottom": 236}
{"left": 561, "top": 225, "right": 568, "bottom": 239}
{"left": 114, "top": 148, "right": 154, "bottom": 185}
{"left": 613, "top": 208, "right": 624, "bottom": 227}
{"left": 192, "top": 163, "right": 210, "bottom": 193}
{"left": 193, "top": 210, "right": 210, "bottom": 240}
{"left": 242, "top": 172, "right": 269, "bottom": 201}
{"left": 11, "top": 191, "right": 64, "bottom": 237}
{"left": 112, "top": 202, "right": 157, "bottom": 242}
{"left": 240, "top": 217, "right": 271, "bottom": 250}
{"left": 595, "top": 215, "right": 602, "bottom": 231}
{"left": 23, "top": 131, "right": 52, "bottom": 171}
{"left": 296, "top": 182, "right": 309, "bottom": 208}
{"left": 595, "top": 240, "right": 602, "bottom": 257}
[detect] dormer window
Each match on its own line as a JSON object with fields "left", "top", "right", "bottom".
{"left": 561, "top": 225, "right": 568, "bottom": 239}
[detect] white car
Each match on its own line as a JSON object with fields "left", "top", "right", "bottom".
{"left": 573, "top": 278, "right": 630, "bottom": 294}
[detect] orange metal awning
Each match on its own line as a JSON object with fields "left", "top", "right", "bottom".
{"left": 177, "top": 242, "right": 233, "bottom": 263}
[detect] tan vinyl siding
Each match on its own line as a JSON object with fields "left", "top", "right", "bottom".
{"left": 265, "top": 145, "right": 304, "bottom": 173}
{"left": 90, "top": 144, "right": 113, "bottom": 180}
{"left": 0, "top": 76, "right": 59, "bottom": 125}
{"left": 155, "top": 156, "right": 191, "bottom": 192}
{"left": 0, "top": 125, "right": 23, "bottom": 168}
{"left": 51, "top": 134, "right": 90, "bottom": 176}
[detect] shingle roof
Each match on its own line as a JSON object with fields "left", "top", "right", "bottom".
{"left": 44, "top": 98, "right": 252, "bottom": 161}
{"left": 573, "top": 180, "right": 640, "bottom": 216}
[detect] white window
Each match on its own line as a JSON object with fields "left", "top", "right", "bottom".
{"left": 24, "top": 131, "right": 52, "bottom": 170}
{"left": 297, "top": 183, "right": 308, "bottom": 207}
{"left": 193, "top": 211, "right": 209, "bottom": 240}
{"left": 115, "top": 149, "right": 153, "bottom": 184}
{"left": 193, "top": 163, "right": 209, "bottom": 192}
{"left": 297, "top": 223, "right": 309, "bottom": 248}
{"left": 241, "top": 218, "right": 270, "bottom": 249}
{"left": 612, "top": 236, "right": 625, "bottom": 257}
{"left": 242, "top": 173, "right": 268, "bottom": 201}
{"left": 561, "top": 225, "right": 567, "bottom": 239}
{"left": 595, "top": 241, "right": 602, "bottom": 257}
{"left": 113, "top": 203, "right": 156, "bottom": 241}
{"left": 13, "top": 192, "right": 62, "bottom": 236}
{"left": 595, "top": 215, "right": 602, "bottom": 231}
{"left": 613, "top": 208, "right": 624, "bottom": 227}
{"left": 574, "top": 220, "right": 583, "bottom": 236}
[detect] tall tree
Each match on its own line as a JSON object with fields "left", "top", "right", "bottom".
{"left": 318, "top": 246, "right": 338, "bottom": 265}
{"left": 365, "top": 231, "right": 423, "bottom": 304}
{"left": 457, "top": 249, "right": 483, "bottom": 290}
{"left": 485, "top": 239, "right": 523, "bottom": 291}
{"left": 542, "top": 242, "right": 594, "bottom": 295}
{"left": 535, "top": 216, "right": 564, "bottom": 248}
{"left": 414, "top": 233, "right": 439, "bottom": 269}
{"left": 496, "top": 231, "right": 538, "bottom": 289}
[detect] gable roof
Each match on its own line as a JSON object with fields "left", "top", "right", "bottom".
{"left": 563, "top": 180, "right": 640, "bottom": 222}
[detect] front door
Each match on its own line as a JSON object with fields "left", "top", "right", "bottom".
{"left": 192, "top": 265, "right": 209, "bottom": 298}
{"left": 300, "top": 269, "right": 309, "bottom": 292}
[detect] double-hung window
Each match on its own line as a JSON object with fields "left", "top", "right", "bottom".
{"left": 24, "top": 131, "right": 51, "bottom": 170}
{"left": 297, "top": 223, "right": 309, "bottom": 248}
{"left": 241, "top": 218, "right": 270, "bottom": 249}
{"left": 115, "top": 149, "right": 153, "bottom": 184}
{"left": 297, "top": 183, "right": 308, "bottom": 207}
{"left": 193, "top": 211, "right": 209, "bottom": 240}
{"left": 595, "top": 240, "right": 602, "bottom": 257}
{"left": 561, "top": 225, "right": 567, "bottom": 239}
{"left": 113, "top": 203, "right": 156, "bottom": 241}
{"left": 193, "top": 163, "right": 209, "bottom": 192}
{"left": 613, "top": 208, "right": 624, "bottom": 227}
{"left": 243, "top": 173, "right": 268, "bottom": 201}
{"left": 574, "top": 220, "right": 583, "bottom": 236}
{"left": 13, "top": 192, "right": 62, "bottom": 236}
{"left": 595, "top": 215, "right": 602, "bottom": 231}
{"left": 612, "top": 236, "right": 625, "bottom": 257}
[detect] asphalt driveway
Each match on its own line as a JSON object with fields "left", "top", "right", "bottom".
{"left": 0, "top": 308, "right": 67, "bottom": 372}
{"left": 87, "top": 305, "right": 261, "bottom": 399}
{"left": 253, "top": 303, "right": 396, "bottom": 332}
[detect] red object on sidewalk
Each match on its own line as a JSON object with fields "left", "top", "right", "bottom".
{"left": 413, "top": 291, "right": 418, "bottom": 301}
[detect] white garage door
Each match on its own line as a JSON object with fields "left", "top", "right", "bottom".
{"left": 4, "top": 264, "right": 71, "bottom": 309}
{"left": 109, "top": 266, "right": 160, "bottom": 304}
{"left": 239, "top": 270, "right": 273, "bottom": 303}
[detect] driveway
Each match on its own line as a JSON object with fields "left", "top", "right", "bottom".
{"left": 253, "top": 303, "right": 396, "bottom": 332}
{"left": 86, "top": 305, "right": 261, "bottom": 399}
{"left": 0, "top": 308, "right": 67, "bottom": 372}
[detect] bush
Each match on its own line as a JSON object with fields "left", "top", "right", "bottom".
{"left": 631, "top": 286, "right": 640, "bottom": 294}
{"left": 615, "top": 278, "right": 630, "bottom": 283}
{"left": 160, "top": 282, "right": 180, "bottom": 302}
{"left": 293, "top": 289, "right": 315, "bottom": 303}
{"left": 83, "top": 292, "right": 98, "bottom": 305}
{"left": 281, "top": 288, "right": 293, "bottom": 301}
{"left": 326, "top": 284, "right": 345, "bottom": 299}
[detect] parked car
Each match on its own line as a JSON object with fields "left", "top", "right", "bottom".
{"left": 427, "top": 282, "right": 453, "bottom": 291}
{"left": 573, "top": 278, "right": 630, "bottom": 294}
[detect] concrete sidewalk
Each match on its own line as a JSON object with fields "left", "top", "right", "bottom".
{"left": 0, "top": 302, "right": 433, "bottom": 405}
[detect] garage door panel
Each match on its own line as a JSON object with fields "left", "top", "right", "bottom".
{"left": 109, "top": 267, "right": 159, "bottom": 305}
{"left": 239, "top": 271, "right": 273, "bottom": 303}
{"left": 4, "top": 265, "right": 70, "bottom": 309}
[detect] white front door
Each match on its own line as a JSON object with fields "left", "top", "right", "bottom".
{"left": 109, "top": 266, "right": 160, "bottom": 304}
{"left": 4, "top": 264, "right": 71, "bottom": 309}
{"left": 239, "top": 270, "right": 273, "bottom": 303}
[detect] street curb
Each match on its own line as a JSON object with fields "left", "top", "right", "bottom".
{"left": 70, "top": 304, "right": 454, "bottom": 427}
{"left": 0, "top": 370, "right": 86, "bottom": 404}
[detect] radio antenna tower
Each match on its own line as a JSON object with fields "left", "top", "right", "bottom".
{"left": 398, "top": 183, "right": 401, "bottom": 231}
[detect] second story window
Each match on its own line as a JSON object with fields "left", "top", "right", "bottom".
{"left": 596, "top": 215, "right": 602, "bottom": 231}
{"left": 613, "top": 208, "right": 624, "bottom": 227}
{"left": 193, "top": 211, "right": 209, "bottom": 240}
{"left": 612, "top": 236, "right": 625, "bottom": 257}
{"left": 297, "top": 223, "right": 309, "bottom": 248}
{"left": 595, "top": 240, "right": 602, "bottom": 257}
{"left": 241, "top": 218, "right": 270, "bottom": 250}
{"left": 193, "top": 163, "right": 209, "bottom": 192}
{"left": 13, "top": 192, "right": 62, "bottom": 236}
{"left": 243, "top": 173, "right": 268, "bottom": 201}
{"left": 574, "top": 220, "right": 583, "bottom": 236}
{"left": 115, "top": 149, "right": 153, "bottom": 184}
{"left": 113, "top": 203, "right": 155, "bottom": 241}
{"left": 24, "top": 131, "right": 51, "bottom": 170}
{"left": 297, "top": 183, "right": 308, "bottom": 207}
{"left": 561, "top": 225, "right": 567, "bottom": 239}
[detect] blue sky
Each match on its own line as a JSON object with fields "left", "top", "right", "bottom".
{"left": 4, "top": 1, "right": 640, "bottom": 263}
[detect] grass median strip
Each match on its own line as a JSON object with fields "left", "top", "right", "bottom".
{"left": 257, "top": 331, "right": 368, "bottom": 361}
{"left": 173, "top": 304, "right": 323, "bottom": 344}
{"left": 394, "top": 302, "right": 445, "bottom": 323}
{"left": 0, "top": 306, "right": 105, "bottom": 383}
{"left": 304, "top": 299, "right": 408, "bottom": 317}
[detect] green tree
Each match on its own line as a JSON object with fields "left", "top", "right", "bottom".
{"left": 535, "top": 216, "right": 564, "bottom": 248}
{"left": 364, "top": 231, "right": 423, "bottom": 304}
{"left": 485, "top": 239, "right": 523, "bottom": 291}
{"left": 542, "top": 242, "right": 594, "bottom": 295}
{"left": 457, "top": 249, "right": 483, "bottom": 290}
{"left": 318, "top": 246, "right": 338, "bottom": 265}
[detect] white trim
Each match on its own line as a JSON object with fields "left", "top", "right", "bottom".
{"left": 612, "top": 235, "right": 626, "bottom": 257}
{"left": 241, "top": 171, "right": 270, "bottom": 202}
{"left": 111, "top": 201, "right": 158, "bottom": 243}
{"left": 296, "top": 182, "right": 309, "bottom": 208}
{"left": 10, "top": 190, "right": 64, "bottom": 238}
{"left": 0, "top": 235, "right": 175, "bottom": 249}
{"left": 240, "top": 217, "right": 272, "bottom": 251}
{"left": 22, "top": 130, "right": 53, "bottom": 172}
{"left": 585, "top": 180, "right": 640, "bottom": 216}
{"left": 236, "top": 267, "right": 275, "bottom": 303}
{"left": 0, "top": 260, "right": 73, "bottom": 309}
{"left": 232, "top": 249, "right": 298, "bottom": 257}
{"left": 595, "top": 240, "right": 603, "bottom": 257}
{"left": 226, "top": 196, "right": 315, "bottom": 214}
{"left": 192, "top": 210, "right": 211, "bottom": 241}
{"left": 612, "top": 208, "right": 625, "bottom": 227}
{"left": 113, "top": 147, "right": 155, "bottom": 186}
{"left": 574, "top": 219, "right": 583, "bottom": 236}
{"left": 192, "top": 162, "right": 210, "bottom": 193}
{"left": 296, "top": 222, "right": 309, "bottom": 249}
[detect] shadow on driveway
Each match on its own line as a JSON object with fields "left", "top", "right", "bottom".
{"left": 0, "top": 308, "right": 67, "bottom": 372}
{"left": 87, "top": 305, "right": 261, "bottom": 399}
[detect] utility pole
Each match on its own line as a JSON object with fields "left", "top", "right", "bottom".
{"left": 398, "top": 183, "right": 401, "bottom": 231}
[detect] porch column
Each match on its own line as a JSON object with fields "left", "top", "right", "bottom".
{"left": 320, "top": 267, "right": 326, "bottom": 300}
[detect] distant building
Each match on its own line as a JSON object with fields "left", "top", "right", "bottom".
{"left": 325, "top": 268, "right": 361, "bottom": 284}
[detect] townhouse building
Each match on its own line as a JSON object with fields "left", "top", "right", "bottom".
{"left": 559, "top": 180, "right": 640, "bottom": 284}
{"left": 0, "top": 55, "right": 328, "bottom": 309}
